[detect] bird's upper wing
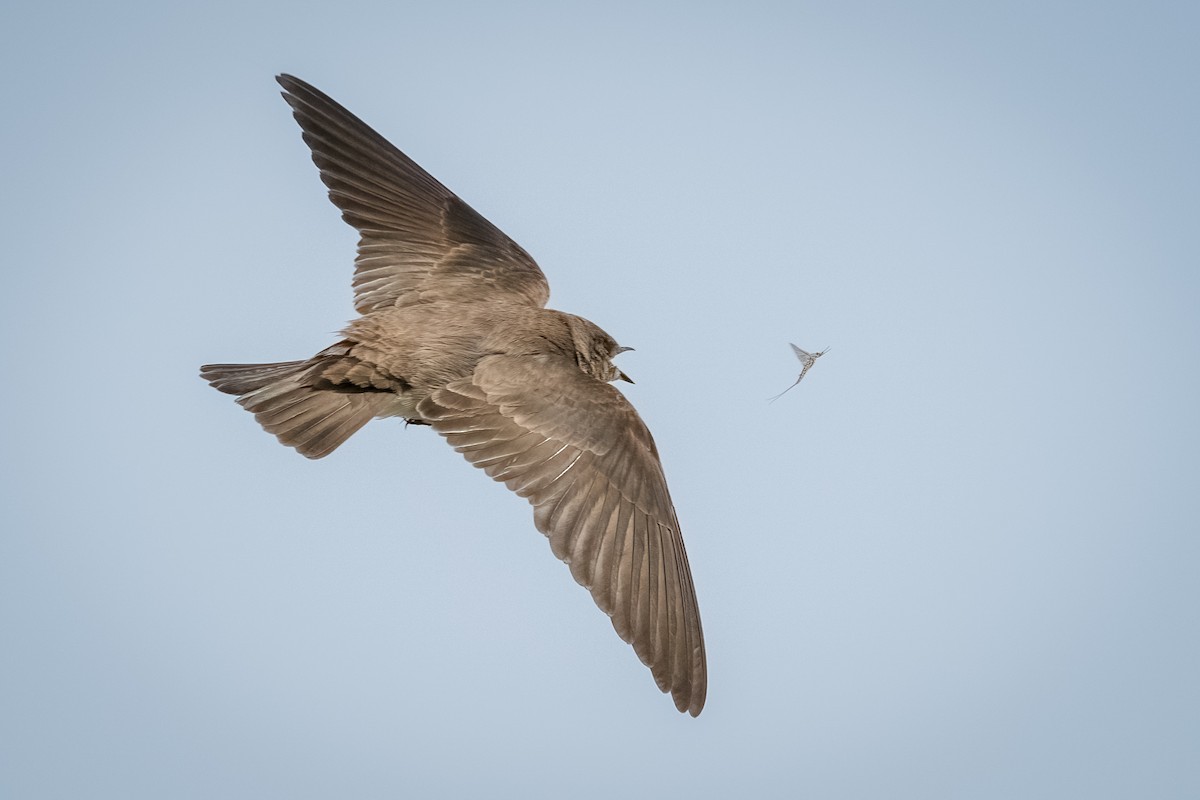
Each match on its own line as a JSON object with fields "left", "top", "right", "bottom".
{"left": 417, "top": 354, "right": 707, "bottom": 716}
{"left": 276, "top": 74, "right": 551, "bottom": 312}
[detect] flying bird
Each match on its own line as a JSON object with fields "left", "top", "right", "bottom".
{"left": 200, "top": 75, "right": 706, "bottom": 715}
{"left": 769, "top": 343, "right": 830, "bottom": 402}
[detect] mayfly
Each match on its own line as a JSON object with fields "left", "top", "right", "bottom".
{"left": 768, "top": 343, "right": 830, "bottom": 402}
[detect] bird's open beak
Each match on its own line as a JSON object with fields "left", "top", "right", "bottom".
{"left": 615, "top": 345, "right": 634, "bottom": 382}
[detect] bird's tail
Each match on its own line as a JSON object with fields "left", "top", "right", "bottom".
{"left": 200, "top": 351, "right": 389, "bottom": 459}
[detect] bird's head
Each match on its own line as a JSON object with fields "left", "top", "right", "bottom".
{"left": 566, "top": 315, "right": 635, "bottom": 384}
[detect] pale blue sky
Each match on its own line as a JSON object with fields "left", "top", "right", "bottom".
{"left": 3, "top": 1, "right": 1198, "bottom": 798}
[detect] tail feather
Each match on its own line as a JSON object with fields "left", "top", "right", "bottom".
{"left": 200, "top": 359, "right": 388, "bottom": 458}
{"left": 201, "top": 360, "right": 310, "bottom": 394}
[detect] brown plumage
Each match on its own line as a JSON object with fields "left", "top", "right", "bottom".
{"left": 200, "top": 75, "right": 706, "bottom": 715}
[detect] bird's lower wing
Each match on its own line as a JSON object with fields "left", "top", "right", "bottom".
{"left": 417, "top": 354, "right": 706, "bottom": 715}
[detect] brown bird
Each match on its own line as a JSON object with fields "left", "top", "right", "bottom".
{"left": 200, "top": 75, "right": 706, "bottom": 715}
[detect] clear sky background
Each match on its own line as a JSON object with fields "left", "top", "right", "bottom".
{"left": 2, "top": 1, "right": 1197, "bottom": 797}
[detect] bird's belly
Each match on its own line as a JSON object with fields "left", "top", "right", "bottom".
{"left": 372, "top": 391, "right": 422, "bottom": 420}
